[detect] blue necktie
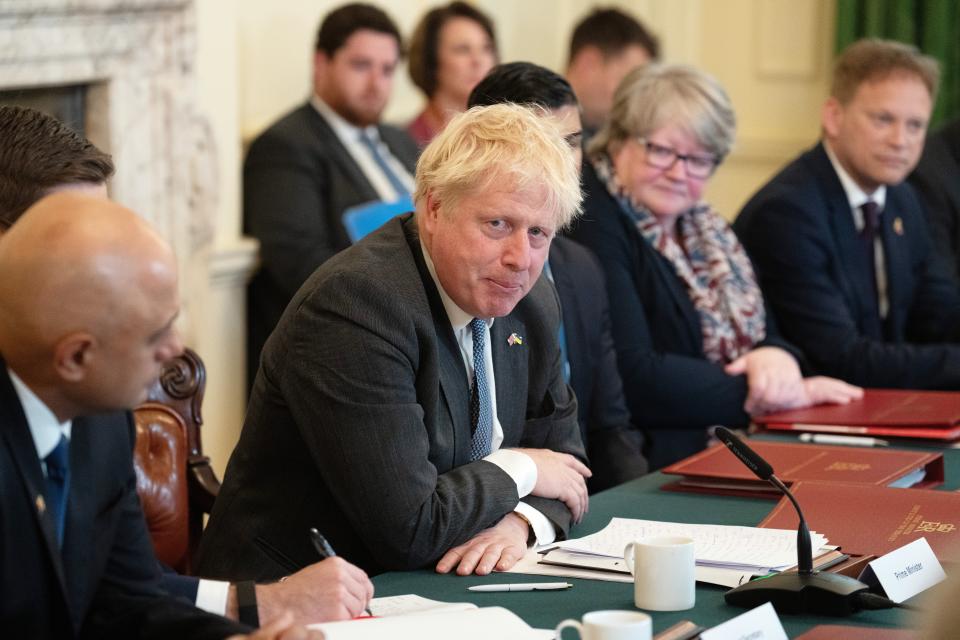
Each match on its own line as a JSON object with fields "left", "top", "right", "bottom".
{"left": 469, "top": 318, "right": 493, "bottom": 460}
{"left": 358, "top": 131, "right": 410, "bottom": 198}
{"left": 44, "top": 435, "right": 71, "bottom": 546}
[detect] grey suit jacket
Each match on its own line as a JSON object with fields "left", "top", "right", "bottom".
{"left": 245, "top": 102, "right": 420, "bottom": 387}
{"left": 199, "top": 214, "right": 585, "bottom": 578}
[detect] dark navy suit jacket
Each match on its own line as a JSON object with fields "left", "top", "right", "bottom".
{"left": 0, "top": 362, "right": 245, "bottom": 639}
{"left": 549, "top": 236, "right": 647, "bottom": 491}
{"left": 910, "top": 119, "right": 960, "bottom": 284}
{"left": 735, "top": 143, "right": 960, "bottom": 389}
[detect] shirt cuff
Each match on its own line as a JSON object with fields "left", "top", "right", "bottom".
{"left": 195, "top": 579, "right": 231, "bottom": 616}
{"left": 514, "top": 502, "right": 557, "bottom": 545}
{"left": 483, "top": 448, "right": 537, "bottom": 497}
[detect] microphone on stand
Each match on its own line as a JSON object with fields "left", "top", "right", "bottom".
{"left": 714, "top": 427, "right": 873, "bottom": 616}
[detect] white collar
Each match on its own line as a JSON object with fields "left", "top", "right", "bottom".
{"left": 419, "top": 239, "right": 493, "bottom": 332}
{"left": 824, "top": 140, "right": 887, "bottom": 210}
{"left": 310, "top": 94, "right": 380, "bottom": 144}
{"left": 8, "top": 368, "right": 72, "bottom": 461}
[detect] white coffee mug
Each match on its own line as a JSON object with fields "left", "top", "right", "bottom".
{"left": 623, "top": 535, "right": 696, "bottom": 611}
{"left": 555, "top": 610, "right": 652, "bottom": 640}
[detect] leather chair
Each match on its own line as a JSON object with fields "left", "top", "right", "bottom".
{"left": 133, "top": 348, "right": 220, "bottom": 574}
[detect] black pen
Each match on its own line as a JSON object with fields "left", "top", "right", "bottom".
{"left": 309, "top": 527, "right": 337, "bottom": 559}
{"left": 309, "top": 527, "right": 373, "bottom": 616}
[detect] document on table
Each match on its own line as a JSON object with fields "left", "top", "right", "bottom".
{"left": 310, "top": 605, "right": 553, "bottom": 639}
{"left": 555, "top": 518, "right": 829, "bottom": 573}
{"left": 368, "top": 594, "right": 477, "bottom": 617}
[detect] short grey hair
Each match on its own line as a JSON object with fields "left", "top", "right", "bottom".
{"left": 589, "top": 63, "right": 736, "bottom": 161}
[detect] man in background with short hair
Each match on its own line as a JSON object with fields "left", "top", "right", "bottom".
{"left": 244, "top": 2, "right": 419, "bottom": 388}
{"left": 565, "top": 7, "right": 659, "bottom": 140}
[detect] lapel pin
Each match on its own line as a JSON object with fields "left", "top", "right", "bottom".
{"left": 507, "top": 333, "right": 523, "bottom": 346}
{"left": 893, "top": 217, "right": 904, "bottom": 236}
{"left": 35, "top": 494, "right": 46, "bottom": 515}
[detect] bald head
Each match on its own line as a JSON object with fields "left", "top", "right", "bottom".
{"left": 0, "top": 193, "right": 182, "bottom": 419}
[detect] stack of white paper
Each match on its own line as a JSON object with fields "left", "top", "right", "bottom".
{"left": 310, "top": 605, "right": 552, "bottom": 639}
{"left": 555, "top": 518, "right": 829, "bottom": 575}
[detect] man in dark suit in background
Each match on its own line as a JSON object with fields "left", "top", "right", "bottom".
{"left": 0, "top": 193, "right": 319, "bottom": 639}
{"left": 735, "top": 39, "right": 960, "bottom": 389}
{"left": 909, "top": 117, "right": 960, "bottom": 283}
{"left": 467, "top": 61, "right": 647, "bottom": 491}
{"left": 245, "top": 3, "right": 419, "bottom": 387}
{"left": 564, "top": 7, "right": 659, "bottom": 141}
{"left": 198, "top": 104, "right": 590, "bottom": 581}
{"left": 0, "top": 105, "right": 374, "bottom": 628}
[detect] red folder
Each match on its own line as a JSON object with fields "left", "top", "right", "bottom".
{"left": 759, "top": 481, "right": 960, "bottom": 560}
{"left": 753, "top": 389, "right": 960, "bottom": 440}
{"left": 660, "top": 440, "right": 943, "bottom": 498}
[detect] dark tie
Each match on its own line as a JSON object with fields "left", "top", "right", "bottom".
{"left": 469, "top": 318, "right": 493, "bottom": 460}
{"left": 358, "top": 131, "right": 410, "bottom": 198}
{"left": 859, "top": 200, "right": 882, "bottom": 313}
{"left": 44, "top": 435, "right": 71, "bottom": 546}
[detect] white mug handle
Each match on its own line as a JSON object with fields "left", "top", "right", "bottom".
{"left": 555, "top": 619, "right": 584, "bottom": 638}
{"left": 623, "top": 542, "right": 637, "bottom": 576}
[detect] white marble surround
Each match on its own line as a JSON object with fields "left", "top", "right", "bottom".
{"left": 0, "top": 0, "right": 237, "bottom": 335}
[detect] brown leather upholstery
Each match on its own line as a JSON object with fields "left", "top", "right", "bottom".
{"left": 133, "top": 348, "right": 219, "bottom": 574}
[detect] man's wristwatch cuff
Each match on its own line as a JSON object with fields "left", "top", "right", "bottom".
{"left": 235, "top": 580, "right": 259, "bottom": 627}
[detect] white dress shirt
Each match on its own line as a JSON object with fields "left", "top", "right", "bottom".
{"left": 824, "top": 142, "right": 889, "bottom": 318}
{"left": 420, "top": 244, "right": 556, "bottom": 545}
{"left": 9, "top": 368, "right": 231, "bottom": 615}
{"left": 310, "top": 95, "right": 414, "bottom": 201}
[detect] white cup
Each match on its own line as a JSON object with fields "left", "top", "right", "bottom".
{"left": 555, "top": 610, "right": 652, "bottom": 640}
{"left": 623, "top": 535, "right": 696, "bottom": 611}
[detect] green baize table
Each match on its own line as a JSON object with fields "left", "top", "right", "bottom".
{"left": 372, "top": 442, "right": 960, "bottom": 636}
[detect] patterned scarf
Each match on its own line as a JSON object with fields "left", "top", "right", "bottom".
{"left": 592, "top": 154, "right": 766, "bottom": 364}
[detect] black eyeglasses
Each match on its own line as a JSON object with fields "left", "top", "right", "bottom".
{"left": 636, "top": 138, "right": 719, "bottom": 179}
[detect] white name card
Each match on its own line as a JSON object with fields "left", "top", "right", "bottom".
{"left": 863, "top": 537, "right": 945, "bottom": 603}
{"left": 699, "top": 602, "right": 787, "bottom": 640}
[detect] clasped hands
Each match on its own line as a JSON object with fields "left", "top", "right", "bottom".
{"left": 724, "top": 346, "right": 863, "bottom": 415}
{"left": 436, "top": 448, "right": 591, "bottom": 576}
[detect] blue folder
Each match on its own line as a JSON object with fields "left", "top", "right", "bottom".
{"left": 342, "top": 196, "right": 414, "bottom": 243}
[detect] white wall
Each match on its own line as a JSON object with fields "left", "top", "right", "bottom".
{"left": 192, "top": 0, "right": 836, "bottom": 477}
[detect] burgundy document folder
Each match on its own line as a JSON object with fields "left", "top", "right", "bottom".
{"left": 661, "top": 440, "right": 943, "bottom": 498}
{"left": 754, "top": 389, "right": 960, "bottom": 440}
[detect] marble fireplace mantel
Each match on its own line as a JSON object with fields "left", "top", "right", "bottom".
{"left": 0, "top": 0, "right": 221, "bottom": 339}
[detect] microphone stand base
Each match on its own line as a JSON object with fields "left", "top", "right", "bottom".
{"left": 724, "top": 571, "right": 870, "bottom": 616}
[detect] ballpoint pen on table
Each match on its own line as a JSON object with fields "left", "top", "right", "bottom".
{"left": 309, "top": 527, "right": 373, "bottom": 616}
{"left": 799, "top": 433, "right": 889, "bottom": 447}
{"left": 468, "top": 582, "right": 572, "bottom": 592}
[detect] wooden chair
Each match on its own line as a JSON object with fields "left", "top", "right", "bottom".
{"left": 133, "top": 348, "right": 220, "bottom": 574}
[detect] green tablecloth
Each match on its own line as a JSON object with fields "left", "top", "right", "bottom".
{"left": 372, "top": 443, "right": 958, "bottom": 635}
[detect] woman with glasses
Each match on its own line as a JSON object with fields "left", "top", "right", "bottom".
{"left": 569, "top": 64, "right": 861, "bottom": 469}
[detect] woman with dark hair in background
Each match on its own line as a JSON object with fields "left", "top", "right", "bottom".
{"left": 407, "top": 1, "right": 497, "bottom": 147}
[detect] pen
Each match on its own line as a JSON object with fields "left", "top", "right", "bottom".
{"left": 468, "top": 582, "right": 572, "bottom": 592}
{"left": 309, "top": 527, "right": 373, "bottom": 616}
{"left": 309, "top": 527, "right": 337, "bottom": 558}
{"left": 799, "top": 433, "right": 889, "bottom": 447}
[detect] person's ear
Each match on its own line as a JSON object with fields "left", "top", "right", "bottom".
{"left": 422, "top": 190, "right": 443, "bottom": 232}
{"left": 52, "top": 332, "right": 96, "bottom": 383}
{"left": 313, "top": 51, "right": 330, "bottom": 90}
{"left": 821, "top": 97, "right": 844, "bottom": 140}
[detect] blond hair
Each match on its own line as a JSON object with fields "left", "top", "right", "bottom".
{"left": 589, "top": 63, "right": 736, "bottom": 161}
{"left": 414, "top": 103, "right": 582, "bottom": 229}
{"left": 832, "top": 38, "right": 939, "bottom": 104}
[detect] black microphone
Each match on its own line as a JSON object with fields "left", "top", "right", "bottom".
{"left": 714, "top": 427, "right": 872, "bottom": 616}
